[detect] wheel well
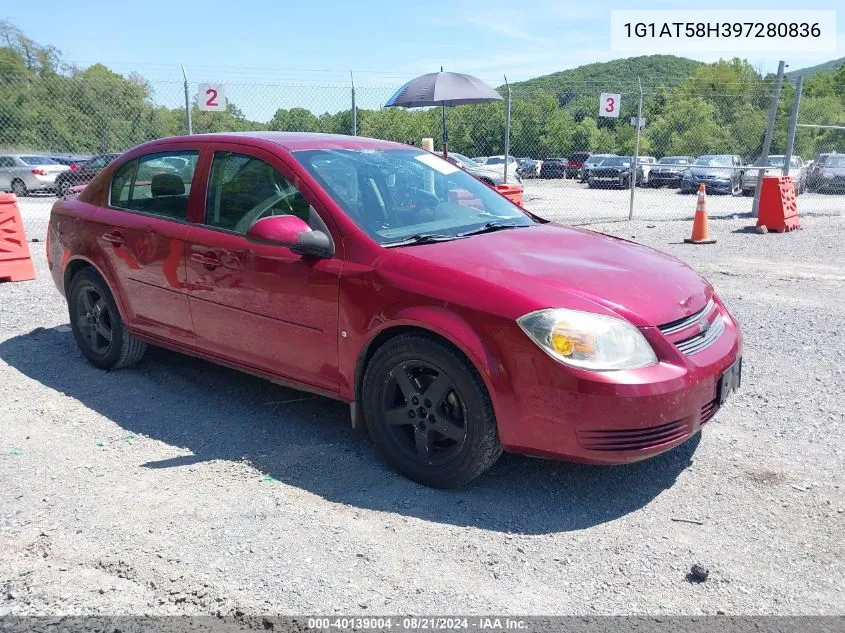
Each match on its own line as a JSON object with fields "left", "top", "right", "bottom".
{"left": 63, "top": 259, "right": 94, "bottom": 294}
{"left": 354, "top": 325, "right": 478, "bottom": 405}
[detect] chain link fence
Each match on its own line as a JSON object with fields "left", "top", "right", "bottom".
{"left": 2, "top": 71, "right": 843, "bottom": 241}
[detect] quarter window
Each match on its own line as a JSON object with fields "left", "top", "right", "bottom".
{"left": 109, "top": 151, "right": 198, "bottom": 219}
{"left": 205, "top": 152, "right": 312, "bottom": 233}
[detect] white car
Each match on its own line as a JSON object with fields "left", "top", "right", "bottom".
{"left": 636, "top": 156, "right": 657, "bottom": 184}
{"left": 482, "top": 155, "right": 521, "bottom": 183}
{"left": 741, "top": 155, "right": 806, "bottom": 195}
{"left": 447, "top": 153, "right": 521, "bottom": 186}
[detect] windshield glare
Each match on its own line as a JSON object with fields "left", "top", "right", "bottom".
{"left": 21, "top": 156, "right": 58, "bottom": 165}
{"left": 695, "top": 155, "right": 731, "bottom": 167}
{"left": 659, "top": 157, "right": 690, "bottom": 165}
{"left": 827, "top": 156, "right": 845, "bottom": 167}
{"left": 294, "top": 149, "right": 534, "bottom": 245}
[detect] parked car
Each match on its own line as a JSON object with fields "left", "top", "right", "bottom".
{"left": 54, "top": 153, "right": 121, "bottom": 196}
{"left": 51, "top": 156, "right": 90, "bottom": 171}
{"left": 566, "top": 151, "right": 592, "bottom": 178}
{"left": 579, "top": 154, "right": 617, "bottom": 182}
{"left": 516, "top": 157, "right": 540, "bottom": 179}
{"left": 636, "top": 156, "right": 657, "bottom": 185}
{"left": 48, "top": 132, "right": 742, "bottom": 488}
{"left": 680, "top": 155, "right": 744, "bottom": 195}
{"left": 0, "top": 154, "right": 69, "bottom": 196}
{"left": 483, "top": 155, "right": 521, "bottom": 182}
{"left": 447, "top": 152, "right": 520, "bottom": 185}
{"left": 539, "top": 158, "right": 569, "bottom": 179}
{"left": 587, "top": 156, "right": 643, "bottom": 189}
{"left": 810, "top": 153, "right": 845, "bottom": 193}
{"left": 648, "top": 156, "right": 694, "bottom": 188}
{"left": 741, "top": 155, "right": 806, "bottom": 196}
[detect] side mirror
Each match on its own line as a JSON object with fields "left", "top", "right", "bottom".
{"left": 246, "top": 215, "right": 334, "bottom": 257}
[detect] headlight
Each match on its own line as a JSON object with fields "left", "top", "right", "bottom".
{"left": 517, "top": 308, "right": 657, "bottom": 371}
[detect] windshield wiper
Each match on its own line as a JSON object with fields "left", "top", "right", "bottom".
{"left": 382, "top": 233, "right": 465, "bottom": 248}
{"left": 456, "top": 221, "right": 527, "bottom": 237}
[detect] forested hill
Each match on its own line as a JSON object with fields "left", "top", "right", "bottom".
{"left": 504, "top": 55, "right": 703, "bottom": 101}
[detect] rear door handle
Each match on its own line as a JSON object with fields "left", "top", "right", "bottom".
{"left": 191, "top": 252, "right": 222, "bottom": 268}
{"left": 102, "top": 232, "right": 124, "bottom": 245}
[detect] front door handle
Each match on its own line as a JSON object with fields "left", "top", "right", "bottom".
{"left": 102, "top": 232, "right": 124, "bottom": 246}
{"left": 191, "top": 252, "right": 222, "bottom": 269}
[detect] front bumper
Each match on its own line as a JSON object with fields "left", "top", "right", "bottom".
{"left": 681, "top": 177, "right": 733, "bottom": 193}
{"left": 490, "top": 301, "right": 742, "bottom": 464}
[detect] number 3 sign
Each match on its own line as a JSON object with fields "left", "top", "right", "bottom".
{"left": 599, "top": 93, "right": 621, "bottom": 118}
{"left": 198, "top": 83, "right": 226, "bottom": 112}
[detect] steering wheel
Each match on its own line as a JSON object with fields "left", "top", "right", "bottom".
{"left": 233, "top": 186, "right": 289, "bottom": 234}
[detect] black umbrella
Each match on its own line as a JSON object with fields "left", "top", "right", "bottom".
{"left": 385, "top": 70, "right": 503, "bottom": 157}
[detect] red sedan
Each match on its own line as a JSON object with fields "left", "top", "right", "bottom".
{"left": 47, "top": 133, "right": 742, "bottom": 488}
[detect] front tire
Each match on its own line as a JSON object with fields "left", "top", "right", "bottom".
{"left": 68, "top": 268, "right": 147, "bottom": 370}
{"left": 362, "top": 335, "right": 501, "bottom": 488}
{"left": 57, "top": 179, "right": 71, "bottom": 197}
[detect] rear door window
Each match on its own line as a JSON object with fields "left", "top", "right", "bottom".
{"left": 109, "top": 151, "right": 199, "bottom": 220}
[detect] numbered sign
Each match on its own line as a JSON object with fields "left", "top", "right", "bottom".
{"left": 599, "top": 93, "right": 621, "bottom": 118}
{"left": 198, "top": 83, "right": 226, "bottom": 112}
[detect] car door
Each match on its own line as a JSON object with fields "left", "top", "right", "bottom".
{"left": 184, "top": 144, "right": 342, "bottom": 392}
{"left": 92, "top": 147, "right": 200, "bottom": 348}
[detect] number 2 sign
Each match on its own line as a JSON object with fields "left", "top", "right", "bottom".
{"left": 599, "top": 93, "right": 621, "bottom": 118}
{"left": 198, "top": 83, "right": 226, "bottom": 112}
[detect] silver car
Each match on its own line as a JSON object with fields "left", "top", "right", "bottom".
{"left": 448, "top": 153, "right": 521, "bottom": 185}
{"left": 0, "top": 154, "right": 70, "bottom": 196}
{"left": 741, "top": 155, "right": 806, "bottom": 195}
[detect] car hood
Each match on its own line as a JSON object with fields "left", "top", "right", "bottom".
{"left": 394, "top": 224, "right": 711, "bottom": 327}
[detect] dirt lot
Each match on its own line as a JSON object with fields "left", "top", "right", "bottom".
{"left": 1, "top": 206, "right": 844, "bottom": 617}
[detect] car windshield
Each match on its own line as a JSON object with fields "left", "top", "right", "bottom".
{"left": 485, "top": 157, "right": 504, "bottom": 165}
{"left": 20, "top": 156, "right": 58, "bottom": 165}
{"left": 695, "top": 155, "right": 731, "bottom": 167}
{"left": 602, "top": 157, "right": 632, "bottom": 167}
{"left": 294, "top": 149, "right": 534, "bottom": 245}
{"left": 587, "top": 155, "right": 613, "bottom": 166}
{"left": 756, "top": 156, "right": 786, "bottom": 167}
{"left": 826, "top": 156, "right": 845, "bottom": 167}
{"left": 658, "top": 157, "right": 690, "bottom": 165}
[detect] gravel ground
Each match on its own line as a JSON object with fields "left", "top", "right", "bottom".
{"left": 1, "top": 203, "right": 844, "bottom": 618}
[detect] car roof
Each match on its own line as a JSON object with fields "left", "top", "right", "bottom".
{"left": 129, "top": 132, "right": 410, "bottom": 153}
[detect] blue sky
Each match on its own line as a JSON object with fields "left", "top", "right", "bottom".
{"left": 4, "top": 0, "right": 842, "bottom": 120}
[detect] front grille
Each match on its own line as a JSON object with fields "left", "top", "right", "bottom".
{"left": 659, "top": 299, "right": 714, "bottom": 335}
{"left": 676, "top": 314, "right": 725, "bottom": 355}
{"left": 578, "top": 418, "right": 688, "bottom": 451}
{"left": 700, "top": 398, "right": 719, "bottom": 425}
{"left": 658, "top": 299, "right": 725, "bottom": 355}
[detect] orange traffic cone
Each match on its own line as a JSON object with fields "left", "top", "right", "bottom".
{"left": 684, "top": 184, "right": 716, "bottom": 245}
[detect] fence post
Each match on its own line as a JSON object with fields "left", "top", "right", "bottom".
{"left": 350, "top": 70, "right": 357, "bottom": 136}
{"left": 753, "top": 60, "right": 785, "bottom": 218}
{"left": 181, "top": 65, "right": 192, "bottom": 135}
{"left": 628, "top": 76, "right": 643, "bottom": 221}
{"left": 504, "top": 75, "right": 511, "bottom": 183}
{"left": 783, "top": 75, "right": 803, "bottom": 177}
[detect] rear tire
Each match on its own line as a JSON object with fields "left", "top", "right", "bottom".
{"left": 68, "top": 268, "right": 147, "bottom": 370}
{"left": 11, "top": 179, "right": 27, "bottom": 197}
{"left": 362, "top": 334, "right": 501, "bottom": 488}
{"left": 57, "top": 179, "right": 71, "bottom": 197}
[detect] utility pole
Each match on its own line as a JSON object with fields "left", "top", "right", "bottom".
{"left": 350, "top": 70, "right": 357, "bottom": 136}
{"left": 504, "top": 75, "right": 511, "bottom": 183}
{"left": 181, "top": 65, "right": 192, "bottom": 135}
{"left": 783, "top": 76, "right": 803, "bottom": 177}
{"left": 753, "top": 60, "right": 786, "bottom": 217}
{"left": 629, "top": 76, "right": 643, "bottom": 220}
